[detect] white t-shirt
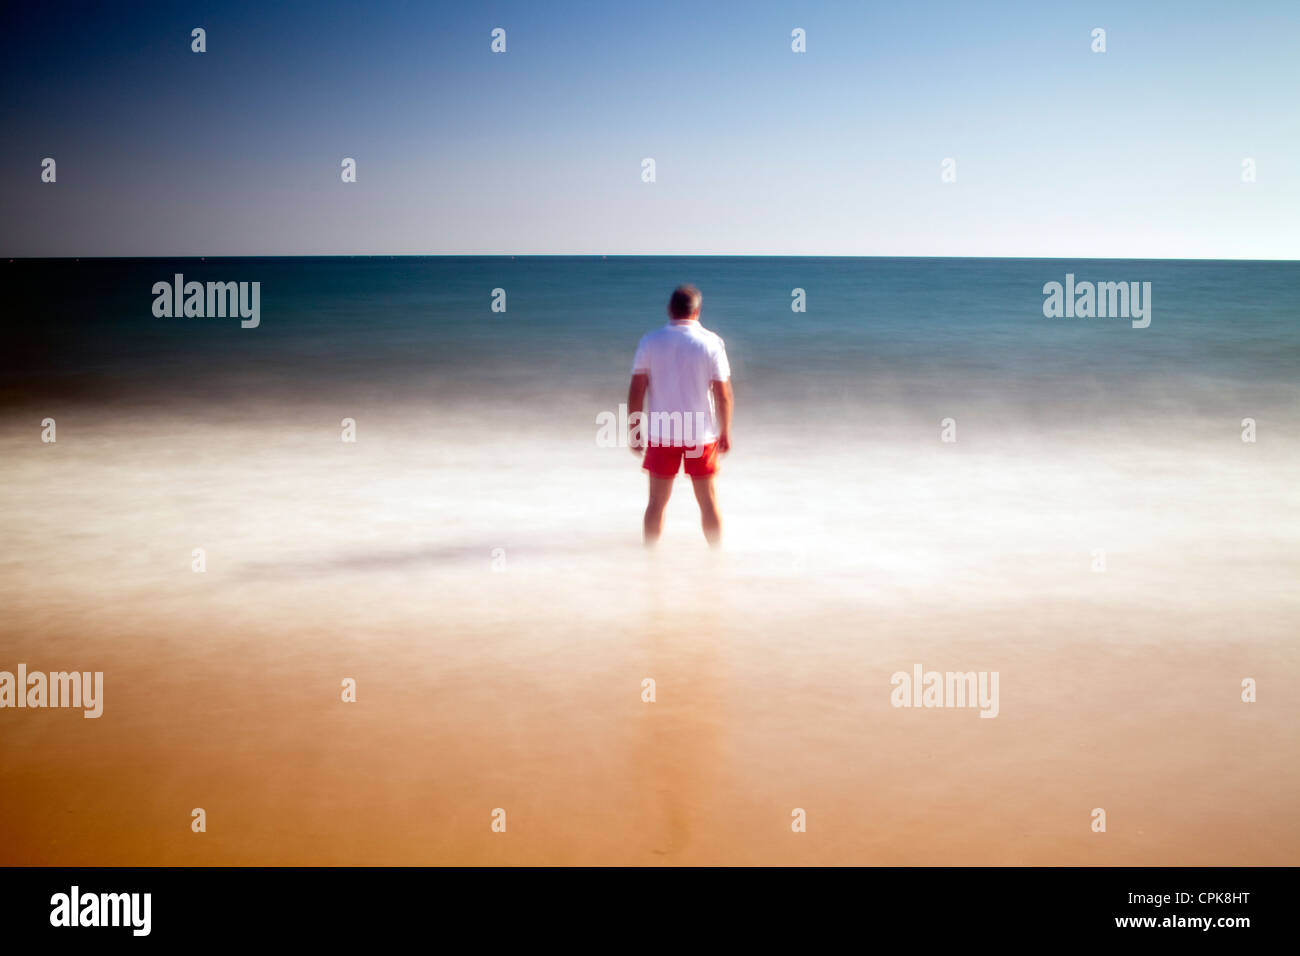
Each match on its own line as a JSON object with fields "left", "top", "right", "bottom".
{"left": 631, "top": 320, "right": 730, "bottom": 446}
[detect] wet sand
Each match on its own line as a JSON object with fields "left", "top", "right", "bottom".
{"left": 1, "top": 400, "right": 1297, "bottom": 864}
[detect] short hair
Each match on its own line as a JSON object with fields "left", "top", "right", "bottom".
{"left": 668, "top": 284, "right": 702, "bottom": 319}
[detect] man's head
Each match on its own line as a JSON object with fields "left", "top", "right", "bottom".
{"left": 668, "top": 284, "right": 702, "bottom": 321}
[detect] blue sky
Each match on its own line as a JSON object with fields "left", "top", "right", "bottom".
{"left": 2, "top": 0, "right": 1297, "bottom": 257}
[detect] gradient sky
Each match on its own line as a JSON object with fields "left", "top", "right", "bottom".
{"left": 2, "top": 0, "right": 1297, "bottom": 257}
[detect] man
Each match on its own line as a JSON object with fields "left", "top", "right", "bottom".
{"left": 627, "top": 284, "right": 733, "bottom": 546}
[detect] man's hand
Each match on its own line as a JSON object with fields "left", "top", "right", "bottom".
{"left": 711, "top": 379, "right": 733, "bottom": 455}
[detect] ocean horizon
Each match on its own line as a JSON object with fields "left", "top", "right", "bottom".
{"left": 5, "top": 256, "right": 1296, "bottom": 410}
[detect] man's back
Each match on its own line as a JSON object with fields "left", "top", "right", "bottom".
{"left": 632, "top": 320, "right": 730, "bottom": 446}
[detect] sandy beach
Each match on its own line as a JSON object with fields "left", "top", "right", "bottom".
{"left": 2, "top": 395, "right": 1296, "bottom": 865}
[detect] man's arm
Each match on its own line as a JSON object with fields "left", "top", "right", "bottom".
{"left": 711, "top": 378, "right": 733, "bottom": 453}
{"left": 628, "top": 372, "right": 649, "bottom": 454}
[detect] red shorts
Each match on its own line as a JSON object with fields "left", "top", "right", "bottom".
{"left": 642, "top": 442, "right": 719, "bottom": 478}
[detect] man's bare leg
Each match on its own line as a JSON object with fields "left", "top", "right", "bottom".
{"left": 690, "top": 475, "right": 722, "bottom": 547}
{"left": 644, "top": 475, "right": 674, "bottom": 546}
